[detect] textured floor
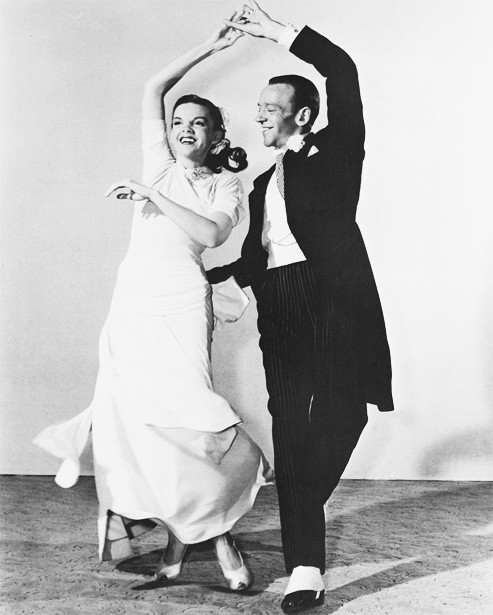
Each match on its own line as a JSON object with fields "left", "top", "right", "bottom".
{"left": 0, "top": 478, "right": 491, "bottom": 615}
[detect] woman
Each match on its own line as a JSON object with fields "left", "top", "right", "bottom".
{"left": 34, "top": 17, "right": 271, "bottom": 591}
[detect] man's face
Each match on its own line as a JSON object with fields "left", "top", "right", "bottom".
{"left": 256, "top": 83, "right": 302, "bottom": 149}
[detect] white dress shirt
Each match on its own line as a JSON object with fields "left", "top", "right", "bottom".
{"left": 262, "top": 24, "right": 307, "bottom": 270}
{"left": 262, "top": 152, "right": 307, "bottom": 269}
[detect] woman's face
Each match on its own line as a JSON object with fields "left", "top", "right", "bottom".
{"left": 171, "top": 103, "right": 221, "bottom": 164}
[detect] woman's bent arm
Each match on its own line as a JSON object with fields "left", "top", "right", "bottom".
{"left": 106, "top": 180, "right": 234, "bottom": 248}
{"left": 152, "top": 189, "right": 233, "bottom": 247}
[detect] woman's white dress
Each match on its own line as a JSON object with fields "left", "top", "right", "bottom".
{"left": 34, "top": 119, "right": 272, "bottom": 561}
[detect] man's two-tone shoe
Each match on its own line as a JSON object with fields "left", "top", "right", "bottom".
{"left": 281, "top": 589, "right": 325, "bottom": 613}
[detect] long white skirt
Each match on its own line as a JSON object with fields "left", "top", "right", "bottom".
{"left": 35, "top": 293, "right": 272, "bottom": 561}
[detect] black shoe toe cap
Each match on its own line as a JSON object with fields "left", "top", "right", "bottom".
{"left": 281, "top": 590, "right": 325, "bottom": 614}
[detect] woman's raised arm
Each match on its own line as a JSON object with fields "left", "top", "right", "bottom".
{"left": 143, "top": 16, "right": 243, "bottom": 120}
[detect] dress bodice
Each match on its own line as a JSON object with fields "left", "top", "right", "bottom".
{"left": 115, "top": 120, "right": 244, "bottom": 315}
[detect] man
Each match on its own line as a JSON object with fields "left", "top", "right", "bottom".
{"left": 208, "top": 2, "right": 394, "bottom": 612}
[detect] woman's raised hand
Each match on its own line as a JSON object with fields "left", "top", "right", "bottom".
{"left": 208, "top": 10, "right": 244, "bottom": 52}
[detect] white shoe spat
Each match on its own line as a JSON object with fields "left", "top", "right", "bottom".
{"left": 284, "top": 565, "right": 325, "bottom": 595}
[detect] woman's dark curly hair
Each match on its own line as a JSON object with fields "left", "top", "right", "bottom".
{"left": 172, "top": 95, "right": 248, "bottom": 174}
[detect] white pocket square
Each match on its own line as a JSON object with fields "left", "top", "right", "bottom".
{"left": 307, "top": 145, "right": 319, "bottom": 157}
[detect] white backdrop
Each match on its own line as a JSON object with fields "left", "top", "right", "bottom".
{"left": 0, "top": 0, "right": 491, "bottom": 479}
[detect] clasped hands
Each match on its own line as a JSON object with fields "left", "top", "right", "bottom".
{"left": 224, "top": 1, "right": 282, "bottom": 42}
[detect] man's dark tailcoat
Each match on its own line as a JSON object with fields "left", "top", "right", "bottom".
{"left": 208, "top": 26, "right": 394, "bottom": 415}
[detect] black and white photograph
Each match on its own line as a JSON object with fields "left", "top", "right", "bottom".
{"left": 0, "top": 1, "right": 491, "bottom": 614}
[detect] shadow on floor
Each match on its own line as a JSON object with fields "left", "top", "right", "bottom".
{"left": 110, "top": 481, "right": 493, "bottom": 611}
{"left": 244, "top": 481, "right": 491, "bottom": 612}
{"left": 1, "top": 477, "right": 491, "bottom": 613}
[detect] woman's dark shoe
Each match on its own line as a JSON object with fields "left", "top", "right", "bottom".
{"left": 281, "top": 589, "right": 325, "bottom": 614}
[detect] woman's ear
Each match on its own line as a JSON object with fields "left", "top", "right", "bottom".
{"left": 211, "top": 129, "right": 225, "bottom": 146}
{"left": 295, "top": 106, "right": 311, "bottom": 128}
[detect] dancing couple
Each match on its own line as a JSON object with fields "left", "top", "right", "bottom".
{"left": 35, "top": 2, "right": 393, "bottom": 613}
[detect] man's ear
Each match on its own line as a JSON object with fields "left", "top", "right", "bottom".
{"left": 295, "top": 106, "right": 311, "bottom": 128}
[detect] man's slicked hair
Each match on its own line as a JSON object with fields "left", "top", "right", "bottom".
{"left": 269, "top": 74, "right": 320, "bottom": 131}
